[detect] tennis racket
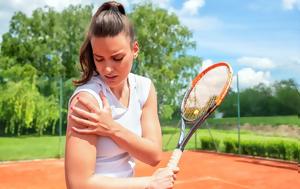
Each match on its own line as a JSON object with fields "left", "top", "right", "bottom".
{"left": 167, "top": 62, "right": 233, "bottom": 169}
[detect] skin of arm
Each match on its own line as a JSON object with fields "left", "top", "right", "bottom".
{"left": 65, "top": 92, "right": 153, "bottom": 189}
{"left": 109, "top": 82, "right": 162, "bottom": 166}
{"left": 71, "top": 82, "right": 162, "bottom": 166}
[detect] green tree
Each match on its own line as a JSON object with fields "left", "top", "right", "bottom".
{"left": 1, "top": 5, "right": 92, "bottom": 96}
{"left": 0, "top": 5, "right": 93, "bottom": 135}
{"left": 0, "top": 3, "right": 202, "bottom": 136}
{"left": 218, "top": 89, "right": 237, "bottom": 117}
{"left": 219, "top": 80, "right": 300, "bottom": 117}
{"left": 274, "top": 79, "right": 300, "bottom": 115}
{"left": 129, "top": 3, "right": 201, "bottom": 119}
{"left": 0, "top": 64, "right": 59, "bottom": 136}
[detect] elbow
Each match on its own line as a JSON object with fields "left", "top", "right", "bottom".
{"left": 66, "top": 181, "right": 81, "bottom": 189}
{"left": 67, "top": 180, "right": 92, "bottom": 189}
{"left": 148, "top": 149, "right": 163, "bottom": 167}
{"left": 66, "top": 176, "right": 91, "bottom": 189}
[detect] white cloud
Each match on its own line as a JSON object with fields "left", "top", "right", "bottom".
{"left": 233, "top": 68, "right": 272, "bottom": 90}
{"left": 237, "top": 57, "right": 276, "bottom": 70}
{"left": 282, "top": 0, "right": 300, "bottom": 10}
{"left": 291, "top": 57, "right": 300, "bottom": 66}
{"left": 149, "top": 0, "right": 171, "bottom": 8}
{"left": 277, "top": 56, "right": 300, "bottom": 73}
{"left": 181, "top": 0, "right": 205, "bottom": 15}
{"left": 1, "top": 0, "right": 92, "bottom": 15}
{"left": 0, "top": 0, "right": 95, "bottom": 38}
{"left": 180, "top": 16, "right": 222, "bottom": 31}
{"left": 174, "top": 0, "right": 221, "bottom": 32}
{"left": 125, "top": 0, "right": 172, "bottom": 9}
{"left": 201, "top": 59, "right": 214, "bottom": 70}
{"left": 44, "top": 0, "right": 91, "bottom": 10}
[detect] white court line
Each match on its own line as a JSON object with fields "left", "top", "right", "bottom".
{"left": 176, "top": 176, "right": 251, "bottom": 189}
{"left": 0, "top": 159, "right": 63, "bottom": 168}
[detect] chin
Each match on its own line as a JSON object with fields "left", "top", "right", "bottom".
{"left": 104, "top": 79, "right": 123, "bottom": 88}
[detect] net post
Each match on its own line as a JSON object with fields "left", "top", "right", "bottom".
{"left": 237, "top": 73, "right": 241, "bottom": 154}
{"left": 194, "top": 128, "right": 198, "bottom": 150}
{"left": 58, "top": 76, "right": 63, "bottom": 158}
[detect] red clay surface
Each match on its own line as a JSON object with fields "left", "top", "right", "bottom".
{"left": 0, "top": 151, "right": 299, "bottom": 189}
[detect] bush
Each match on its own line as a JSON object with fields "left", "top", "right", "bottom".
{"left": 198, "top": 135, "right": 299, "bottom": 161}
{"left": 223, "top": 137, "right": 239, "bottom": 154}
{"left": 200, "top": 136, "right": 220, "bottom": 151}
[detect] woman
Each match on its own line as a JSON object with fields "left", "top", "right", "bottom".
{"left": 65, "top": 1, "right": 178, "bottom": 188}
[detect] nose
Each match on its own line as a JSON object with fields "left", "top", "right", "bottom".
{"left": 103, "top": 62, "right": 114, "bottom": 74}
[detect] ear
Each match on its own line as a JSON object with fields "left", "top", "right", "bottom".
{"left": 132, "top": 41, "right": 139, "bottom": 58}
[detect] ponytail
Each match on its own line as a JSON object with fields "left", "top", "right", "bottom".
{"left": 74, "top": 1, "right": 135, "bottom": 86}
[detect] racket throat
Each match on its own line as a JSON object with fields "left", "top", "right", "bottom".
{"left": 177, "top": 118, "right": 206, "bottom": 151}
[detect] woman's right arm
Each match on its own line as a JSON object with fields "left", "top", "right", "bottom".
{"left": 65, "top": 92, "right": 175, "bottom": 189}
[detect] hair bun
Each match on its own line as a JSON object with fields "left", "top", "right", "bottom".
{"left": 100, "top": 1, "right": 126, "bottom": 15}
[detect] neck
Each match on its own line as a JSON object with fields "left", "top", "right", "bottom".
{"left": 110, "top": 79, "right": 129, "bottom": 100}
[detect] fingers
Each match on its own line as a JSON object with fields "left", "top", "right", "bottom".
{"left": 71, "top": 126, "right": 97, "bottom": 135}
{"left": 71, "top": 106, "right": 97, "bottom": 122}
{"left": 165, "top": 169, "right": 175, "bottom": 189}
{"left": 99, "top": 91, "right": 110, "bottom": 109}
{"left": 151, "top": 168, "right": 176, "bottom": 189}
{"left": 172, "top": 167, "right": 180, "bottom": 174}
{"left": 69, "top": 114, "right": 97, "bottom": 128}
{"left": 77, "top": 96, "right": 98, "bottom": 112}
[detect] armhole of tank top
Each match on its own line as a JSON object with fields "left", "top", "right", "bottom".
{"left": 69, "top": 89, "right": 103, "bottom": 109}
{"left": 135, "top": 75, "right": 151, "bottom": 109}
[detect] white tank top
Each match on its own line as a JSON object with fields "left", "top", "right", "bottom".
{"left": 69, "top": 73, "right": 151, "bottom": 177}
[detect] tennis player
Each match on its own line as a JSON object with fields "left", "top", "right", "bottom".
{"left": 65, "top": 1, "right": 178, "bottom": 188}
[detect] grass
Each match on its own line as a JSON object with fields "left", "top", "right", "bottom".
{"left": 162, "top": 127, "right": 300, "bottom": 161}
{"left": 207, "top": 115, "right": 300, "bottom": 127}
{"left": 1, "top": 115, "right": 299, "bottom": 161}
{"left": 161, "top": 115, "right": 300, "bottom": 127}
{"left": 162, "top": 127, "right": 299, "bottom": 150}
{"left": 0, "top": 135, "right": 65, "bottom": 161}
{"left": 1, "top": 128, "right": 298, "bottom": 161}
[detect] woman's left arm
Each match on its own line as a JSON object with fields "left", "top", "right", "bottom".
{"left": 110, "top": 82, "right": 162, "bottom": 166}
{"left": 111, "top": 82, "right": 162, "bottom": 166}
{"left": 71, "top": 82, "right": 162, "bottom": 166}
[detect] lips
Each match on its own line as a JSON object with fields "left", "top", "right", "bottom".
{"left": 104, "top": 75, "right": 118, "bottom": 81}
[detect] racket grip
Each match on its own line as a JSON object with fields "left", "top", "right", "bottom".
{"left": 167, "top": 149, "right": 183, "bottom": 169}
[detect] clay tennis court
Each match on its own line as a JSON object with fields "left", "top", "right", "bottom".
{"left": 0, "top": 151, "right": 298, "bottom": 189}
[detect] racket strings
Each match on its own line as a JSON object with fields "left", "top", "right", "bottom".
{"left": 182, "top": 66, "right": 231, "bottom": 122}
{"left": 183, "top": 95, "right": 217, "bottom": 122}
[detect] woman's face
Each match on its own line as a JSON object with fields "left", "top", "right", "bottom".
{"left": 91, "top": 33, "right": 138, "bottom": 89}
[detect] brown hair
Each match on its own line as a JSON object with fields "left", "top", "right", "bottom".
{"left": 73, "top": 1, "right": 135, "bottom": 86}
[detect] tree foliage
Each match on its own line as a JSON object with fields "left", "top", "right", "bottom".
{"left": 129, "top": 3, "right": 201, "bottom": 119}
{"left": 0, "top": 64, "right": 59, "bottom": 136}
{"left": 0, "top": 3, "right": 298, "bottom": 136}
{"left": 219, "top": 80, "right": 300, "bottom": 117}
{"left": 1, "top": 5, "right": 92, "bottom": 98}
{"left": 1, "top": 3, "right": 200, "bottom": 134}
{"left": 0, "top": 5, "right": 93, "bottom": 135}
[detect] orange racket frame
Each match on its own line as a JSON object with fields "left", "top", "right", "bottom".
{"left": 168, "top": 62, "right": 233, "bottom": 169}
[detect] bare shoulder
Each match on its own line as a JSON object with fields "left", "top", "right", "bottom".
{"left": 67, "top": 91, "right": 100, "bottom": 139}
{"left": 69, "top": 91, "right": 100, "bottom": 111}
{"left": 143, "top": 82, "right": 157, "bottom": 107}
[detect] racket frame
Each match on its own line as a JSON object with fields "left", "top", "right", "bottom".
{"left": 168, "top": 62, "right": 232, "bottom": 169}
{"left": 177, "top": 62, "right": 233, "bottom": 150}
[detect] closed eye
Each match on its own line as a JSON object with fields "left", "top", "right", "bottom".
{"left": 112, "top": 55, "right": 125, "bottom": 62}
{"left": 94, "top": 57, "right": 104, "bottom": 62}
{"left": 113, "top": 56, "right": 124, "bottom": 61}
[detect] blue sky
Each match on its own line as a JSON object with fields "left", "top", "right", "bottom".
{"left": 0, "top": 0, "right": 299, "bottom": 90}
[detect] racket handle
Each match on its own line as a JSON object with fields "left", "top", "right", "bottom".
{"left": 167, "top": 149, "right": 183, "bottom": 169}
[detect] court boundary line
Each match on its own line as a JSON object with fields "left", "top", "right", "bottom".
{"left": 0, "top": 158, "right": 64, "bottom": 165}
